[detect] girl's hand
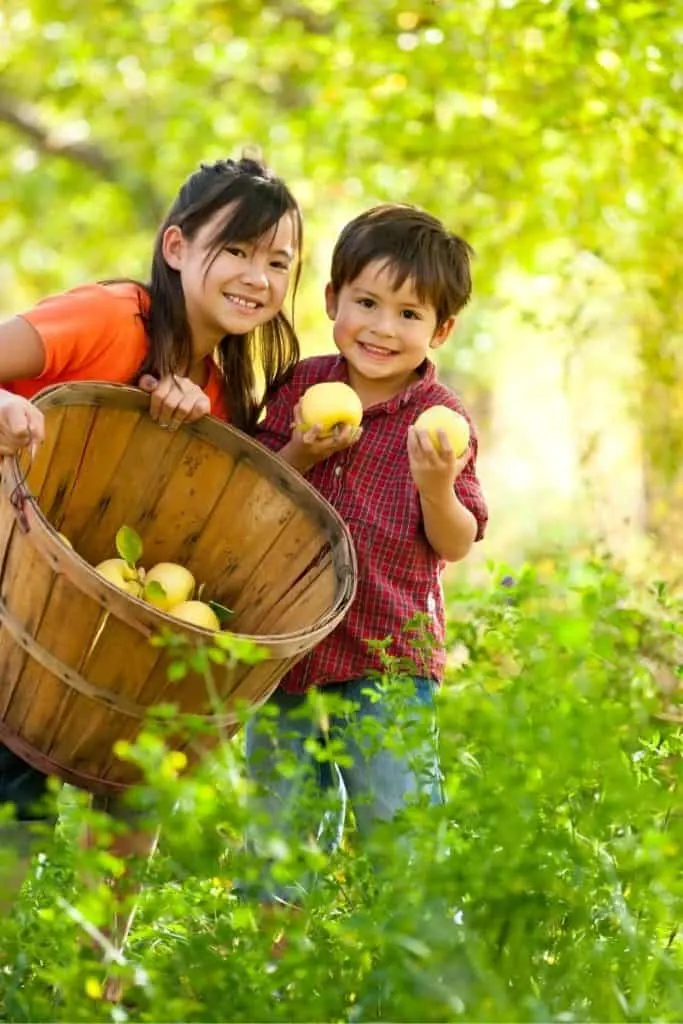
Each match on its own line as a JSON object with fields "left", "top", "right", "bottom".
{"left": 138, "top": 374, "right": 211, "bottom": 430}
{"left": 0, "top": 391, "right": 45, "bottom": 458}
{"left": 407, "top": 426, "right": 471, "bottom": 496}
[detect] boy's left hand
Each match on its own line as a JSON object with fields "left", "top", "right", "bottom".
{"left": 407, "top": 427, "right": 471, "bottom": 495}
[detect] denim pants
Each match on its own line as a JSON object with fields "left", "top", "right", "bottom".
{"left": 242, "top": 677, "right": 444, "bottom": 904}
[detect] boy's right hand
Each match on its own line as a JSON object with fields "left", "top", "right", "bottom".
{"left": 280, "top": 400, "right": 362, "bottom": 473}
{"left": 0, "top": 391, "right": 45, "bottom": 458}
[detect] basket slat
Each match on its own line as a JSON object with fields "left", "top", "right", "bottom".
{"left": 230, "top": 511, "right": 335, "bottom": 632}
{"left": 0, "top": 531, "right": 55, "bottom": 721}
{"left": 14, "top": 574, "right": 105, "bottom": 749}
{"left": 47, "top": 617, "right": 163, "bottom": 769}
{"left": 188, "top": 461, "right": 314, "bottom": 608}
{"left": 38, "top": 406, "right": 99, "bottom": 526}
{"left": 54, "top": 407, "right": 141, "bottom": 543}
{"left": 16, "top": 407, "right": 65, "bottom": 501}
{"left": 73, "top": 414, "right": 190, "bottom": 567}
{"left": 131, "top": 435, "right": 239, "bottom": 569}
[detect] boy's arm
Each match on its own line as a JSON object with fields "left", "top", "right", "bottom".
{"left": 408, "top": 428, "right": 488, "bottom": 563}
{"left": 418, "top": 460, "right": 485, "bottom": 562}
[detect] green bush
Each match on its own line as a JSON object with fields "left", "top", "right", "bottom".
{"left": 1, "top": 552, "right": 682, "bottom": 1022}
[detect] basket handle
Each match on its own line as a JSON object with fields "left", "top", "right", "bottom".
{"left": 3, "top": 443, "right": 34, "bottom": 534}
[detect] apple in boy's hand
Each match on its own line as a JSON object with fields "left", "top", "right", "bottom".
{"left": 298, "top": 382, "right": 363, "bottom": 437}
{"left": 413, "top": 405, "right": 470, "bottom": 457}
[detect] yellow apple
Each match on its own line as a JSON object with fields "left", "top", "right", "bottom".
{"left": 413, "top": 405, "right": 470, "bottom": 457}
{"left": 169, "top": 600, "right": 221, "bottom": 631}
{"left": 57, "top": 532, "right": 73, "bottom": 549}
{"left": 298, "top": 382, "right": 363, "bottom": 437}
{"left": 144, "top": 562, "right": 195, "bottom": 610}
{"left": 95, "top": 558, "right": 143, "bottom": 597}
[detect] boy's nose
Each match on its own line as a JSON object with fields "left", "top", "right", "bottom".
{"left": 372, "top": 312, "right": 396, "bottom": 337}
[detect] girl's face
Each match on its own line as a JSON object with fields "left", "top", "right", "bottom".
{"left": 163, "top": 205, "right": 298, "bottom": 357}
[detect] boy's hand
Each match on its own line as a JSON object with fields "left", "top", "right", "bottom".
{"left": 280, "top": 400, "right": 362, "bottom": 473}
{"left": 407, "top": 426, "right": 470, "bottom": 495}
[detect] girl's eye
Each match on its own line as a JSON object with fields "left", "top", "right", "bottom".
{"left": 225, "top": 246, "right": 246, "bottom": 257}
{"left": 271, "top": 260, "right": 291, "bottom": 271}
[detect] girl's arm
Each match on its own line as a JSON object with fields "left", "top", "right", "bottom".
{"left": 0, "top": 316, "right": 46, "bottom": 380}
{"left": 0, "top": 317, "right": 47, "bottom": 455}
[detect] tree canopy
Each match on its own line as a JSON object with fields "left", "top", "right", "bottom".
{"left": 2, "top": 0, "right": 683, "bottom": 552}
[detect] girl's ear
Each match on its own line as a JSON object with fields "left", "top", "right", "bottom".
{"left": 324, "top": 282, "right": 339, "bottom": 321}
{"left": 161, "top": 225, "right": 185, "bottom": 270}
{"left": 430, "top": 316, "right": 456, "bottom": 350}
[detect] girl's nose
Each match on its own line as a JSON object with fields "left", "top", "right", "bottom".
{"left": 239, "top": 260, "right": 269, "bottom": 289}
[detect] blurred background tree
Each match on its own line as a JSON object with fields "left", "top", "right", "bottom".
{"left": 2, "top": 0, "right": 682, "bottom": 573}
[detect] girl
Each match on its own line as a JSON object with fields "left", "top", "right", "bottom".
{"left": 0, "top": 154, "right": 301, "bottom": 452}
{"left": 0, "top": 154, "right": 303, "bottom": 997}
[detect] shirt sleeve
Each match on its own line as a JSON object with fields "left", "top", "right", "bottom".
{"left": 455, "top": 432, "right": 488, "bottom": 542}
{"left": 439, "top": 390, "right": 489, "bottom": 542}
{"left": 19, "top": 284, "right": 130, "bottom": 381}
{"left": 255, "top": 377, "right": 299, "bottom": 453}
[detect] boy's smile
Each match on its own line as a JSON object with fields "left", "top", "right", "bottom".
{"left": 325, "top": 260, "right": 455, "bottom": 402}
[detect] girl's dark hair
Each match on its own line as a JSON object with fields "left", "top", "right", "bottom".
{"left": 330, "top": 204, "right": 473, "bottom": 327}
{"left": 137, "top": 156, "right": 302, "bottom": 432}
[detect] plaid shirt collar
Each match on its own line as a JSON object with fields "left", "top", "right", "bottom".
{"left": 325, "top": 356, "right": 437, "bottom": 417}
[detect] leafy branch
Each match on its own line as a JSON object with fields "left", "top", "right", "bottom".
{"left": 0, "top": 88, "right": 165, "bottom": 225}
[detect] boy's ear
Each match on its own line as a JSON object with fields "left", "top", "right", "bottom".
{"left": 430, "top": 316, "right": 456, "bottom": 350}
{"left": 161, "top": 225, "right": 185, "bottom": 270}
{"left": 324, "top": 282, "right": 339, "bottom": 321}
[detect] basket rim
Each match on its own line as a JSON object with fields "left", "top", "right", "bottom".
{"left": 4, "top": 381, "right": 358, "bottom": 653}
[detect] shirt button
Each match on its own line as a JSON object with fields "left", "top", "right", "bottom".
{"left": 334, "top": 465, "right": 342, "bottom": 477}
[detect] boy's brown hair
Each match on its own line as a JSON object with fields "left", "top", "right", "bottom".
{"left": 329, "top": 204, "right": 474, "bottom": 328}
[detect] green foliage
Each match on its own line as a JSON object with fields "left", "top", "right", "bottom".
{"left": 2, "top": 553, "right": 682, "bottom": 1021}
{"left": 2, "top": 0, "right": 682, "bottom": 297}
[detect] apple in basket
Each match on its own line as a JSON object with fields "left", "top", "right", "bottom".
{"left": 298, "top": 382, "right": 363, "bottom": 437}
{"left": 412, "top": 405, "right": 470, "bottom": 457}
{"left": 88, "top": 526, "right": 232, "bottom": 630}
{"left": 169, "top": 600, "right": 221, "bottom": 631}
{"left": 94, "top": 558, "right": 144, "bottom": 598}
{"left": 143, "top": 563, "right": 195, "bottom": 611}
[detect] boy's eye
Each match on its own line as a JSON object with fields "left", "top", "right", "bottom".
{"left": 402, "top": 309, "right": 421, "bottom": 320}
{"left": 357, "top": 298, "right": 375, "bottom": 309}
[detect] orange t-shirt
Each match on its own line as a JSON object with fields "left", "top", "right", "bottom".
{"left": 9, "top": 281, "right": 229, "bottom": 421}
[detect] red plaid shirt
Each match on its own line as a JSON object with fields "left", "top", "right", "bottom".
{"left": 256, "top": 355, "right": 488, "bottom": 693}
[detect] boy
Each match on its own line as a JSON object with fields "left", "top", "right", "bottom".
{"left": 249, "top": 203, "right": 488, "bottom": 903}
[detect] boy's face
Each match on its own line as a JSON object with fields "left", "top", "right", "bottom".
{"left": 325, "top": 260, "right": 455, "bottom": 396}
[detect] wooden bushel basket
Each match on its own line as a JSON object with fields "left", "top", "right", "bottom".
{"left": 0, "top": 383, "right": 357, "bottom": 796}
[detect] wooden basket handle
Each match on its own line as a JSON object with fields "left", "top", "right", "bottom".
{"left": 4, "top": 441, "right": 34, "bottom": 534}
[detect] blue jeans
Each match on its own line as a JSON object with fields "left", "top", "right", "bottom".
{"left": 242, "top": 677, "right": 444, "bottom": 904}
